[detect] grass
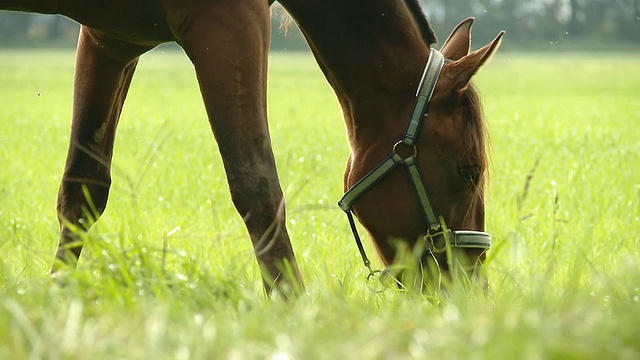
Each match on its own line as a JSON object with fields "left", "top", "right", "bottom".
{"left": 0, "top": 48, "right": 639, "bottom": 359}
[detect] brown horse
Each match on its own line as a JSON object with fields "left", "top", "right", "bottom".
{"left": 1, "top": 0, "right": 502, "bottom": 294}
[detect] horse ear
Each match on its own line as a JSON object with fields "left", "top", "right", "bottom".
{"left": 440, "top": 17, "right": 474, "bottom": 61}
{"left": 448, "top": 31, "right": 504, "bottom": 91}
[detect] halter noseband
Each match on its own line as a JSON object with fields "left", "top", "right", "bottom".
{"left": 337, "top": 49, "right": 491, "bottom": 274}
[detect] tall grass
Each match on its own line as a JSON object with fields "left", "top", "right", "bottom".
{"left": 0, "top": 49, "right": 638, "bottom": 359}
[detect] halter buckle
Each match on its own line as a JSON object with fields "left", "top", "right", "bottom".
{"left": 424, "top": 226, "right": 448, "bottom": 254}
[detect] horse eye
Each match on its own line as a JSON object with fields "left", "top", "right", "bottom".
{"left": 457, "top": 165, "right": 481, "bottom": 185}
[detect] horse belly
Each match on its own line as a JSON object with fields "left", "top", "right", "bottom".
{"left": 66, "top": 1, "right": 174, "bottom": 45}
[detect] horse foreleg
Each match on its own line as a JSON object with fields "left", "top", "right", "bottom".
{"left": 166, "top": 0, "right": 303, "bottom": 296}
{"left": 53, "top": 27, "right": 149, "bottom": 271}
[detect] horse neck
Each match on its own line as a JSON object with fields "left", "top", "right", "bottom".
{"left": 279, "top": 0, "right": 431, "bottom": 147}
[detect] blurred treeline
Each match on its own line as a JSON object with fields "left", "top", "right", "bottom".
{"left": 0, "top": 0, "right": 638, "bottom": 51}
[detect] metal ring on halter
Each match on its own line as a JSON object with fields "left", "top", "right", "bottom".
{"left": 393, "top": 140, "right": 417, "bottom": 161}
{"left": 365, "top": 269, "right": 388, "bottom": 294}
{"left": 366, "top": 268, "right": 382, "bottom": 281}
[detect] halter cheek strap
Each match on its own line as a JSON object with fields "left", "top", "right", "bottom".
{"left": 337, "top": 49, "right": 491, "bottom": 274}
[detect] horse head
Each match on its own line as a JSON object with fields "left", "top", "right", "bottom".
{"left": 280, "top": 1, "right": 503, "bottom": 290}
{"left": 354, "top": 18, "right": 503, "bottom": 290}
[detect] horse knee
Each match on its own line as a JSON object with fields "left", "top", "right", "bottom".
{"left": 228, "top": 174, "right": 284, "bottom": 224}
{"left": 57, "top": 164, "right": 112, "bottom": 225}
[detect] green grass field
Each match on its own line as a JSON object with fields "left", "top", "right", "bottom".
{"left": 0, "top": 49, "right": 638, "bottom": 359}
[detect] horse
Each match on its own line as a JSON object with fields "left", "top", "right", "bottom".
{"left": 1, "top": 0, "right": 502, "bottom": 294}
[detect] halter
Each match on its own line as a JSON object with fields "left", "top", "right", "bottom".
{"left": 338, "top": 49, "right": 491, "bottom": 275}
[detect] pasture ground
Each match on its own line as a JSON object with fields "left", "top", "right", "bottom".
{"left": 0, "top": 49, "right": 638, "bottom": 359}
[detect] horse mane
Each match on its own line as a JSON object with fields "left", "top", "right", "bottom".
{"left": 403, "top": 0, "right": 438, "bottom": 46}
{"left": 462, "top": 84, "right": 488, "bottom": 181}
{"left": 273, "top": 1, "right": 438, "bottom": 46}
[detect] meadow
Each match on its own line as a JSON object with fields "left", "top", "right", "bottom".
{"left": 0, "top": 48, "right": 638, "bottom": 359}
